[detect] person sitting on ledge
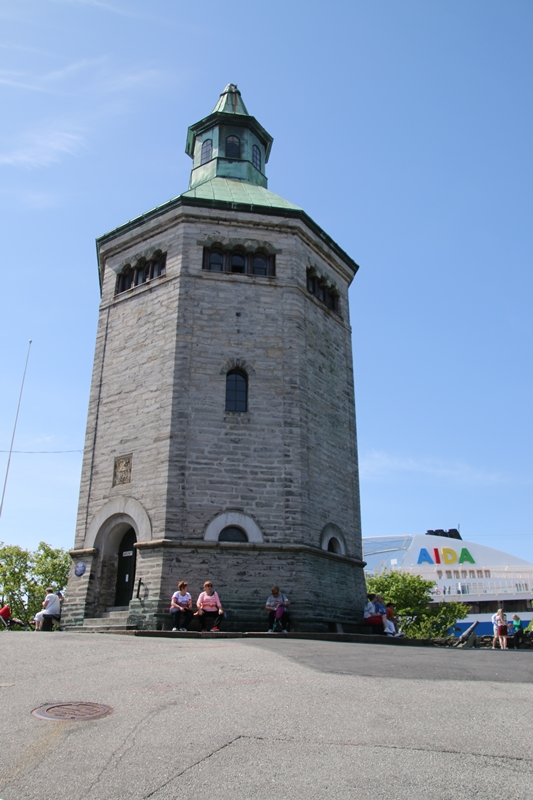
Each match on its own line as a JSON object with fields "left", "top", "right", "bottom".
{"left": 0, "top": 604, "right": 27, "bottom": 629}
{"left": 265, "top": 586, "right": 290, "bottom": 632}
{"left": 363, "top": 592, "right": 384, "bottom": 634}
{"left": 384, "top": 603, "right": 403, "bottom": 637}
{"left": 195, "top": 581, "right": 224, "bottom": 632}
{"left": 170, "top": 581, "right": 193, "bottom": 631}
{"left": 364, "top": 593, "right": 376, "bottom": 619}
{"left": 40, "top": 588, "right": 62, "bottom": 632}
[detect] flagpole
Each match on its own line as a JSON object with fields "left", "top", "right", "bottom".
{"left": 0, "top": 339, "right": 32, "bottom": 520}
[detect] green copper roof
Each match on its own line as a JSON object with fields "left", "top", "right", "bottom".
{"left": 212, "top": 84, "right": 249, "bottom": 115}
{"left": 181, "top": 177, "right": 301, "bottom": 210}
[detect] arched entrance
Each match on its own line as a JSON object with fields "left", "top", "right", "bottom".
{"left": 114, "top": 527, "right": 137, "bottom": 606}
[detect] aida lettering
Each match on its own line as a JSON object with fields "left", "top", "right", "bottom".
{"left": 417, "top": 547, "right": 475, "bottom": 565}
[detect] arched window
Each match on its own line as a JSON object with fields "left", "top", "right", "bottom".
{"left": 218, "top": 526, "right": 248, "bottom": 542}
{"left": 321, "top": 525, "right": 346, "bottom": 555}
{"left": 117, "top": 266, "right": 133, "bottom": 293}
{"left": 208, "top": 250, "right": 225, "bottom": 272}
{"left": 115, "top": 253, "right": 167, "bottom": 295}
{"left": 202, "top": 246, "right": 275, "bottom": 278}
{"left": 226, "top": 135, "right": 241, "bottom": 159}
{"left": 252, "top": 254, "right": 268, "bottom": 276}
{"left": 327, "top": 538, "right": 341, "bottom": 554}
{"left": 230, "top": 251, "right": 246, "bottom": 274}
{"left": 226, "top": 369, "right": 247, "bottom": 412}
{"left": 152, "top": 253, "right": 166, "bottom": 278}
{"left": 252, "top": 144, "right": 261, "bottom": 171}
{"left": 134, "top": 260, "right": 149, "bottom": 286}
{"left": 201, "top": 138, "right": 212, "bottom": 165}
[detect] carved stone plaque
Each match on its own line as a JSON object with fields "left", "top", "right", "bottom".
{"left": 113, "top": 454, "right": 132, "bottom": 486}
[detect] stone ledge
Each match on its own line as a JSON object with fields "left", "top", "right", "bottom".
{"left": 133, "top": 539, "right": 365, "bottom": 567}
{"left": 69, "top": 548, "right": 99, "bottom": 558}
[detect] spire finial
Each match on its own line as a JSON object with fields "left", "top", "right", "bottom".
{"left": 212, "top": 84, "right": 249, "bottom": 115}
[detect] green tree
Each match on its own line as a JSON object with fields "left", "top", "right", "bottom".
{"left": 367, "top": 570, "right": 469, "bottom": 639}
{"left": 0, "top": 541, "right": 70, "bottom": 626}
{"left": 0, "top": 543, "right": 38, "bottom": 623}
{"left": 32, "top": 541, "right": 70, "bottom": 594}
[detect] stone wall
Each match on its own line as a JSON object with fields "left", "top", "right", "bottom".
{"left": 134, "top": 540, "right": 367, "bottom": 632}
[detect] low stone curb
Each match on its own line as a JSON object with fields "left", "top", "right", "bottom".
{"left": 109, "top": 629, "right": 435, "bottom": 646}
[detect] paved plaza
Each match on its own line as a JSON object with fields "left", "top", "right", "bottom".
{"left": 1, "top": 632, "right": 532, "bottom": 799}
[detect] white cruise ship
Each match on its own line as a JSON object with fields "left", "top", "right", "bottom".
{"left": 363, "top": 531, "right": 533, "bottom": 636}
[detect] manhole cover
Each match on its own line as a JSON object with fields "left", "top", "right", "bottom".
{"left": 32, "top": 702, "right": 113, "bottom": 721}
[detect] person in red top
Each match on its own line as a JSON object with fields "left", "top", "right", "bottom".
{"left": 195, "top": 581, "right": 224, "bottom": 632}
{"left": 0, "top": 605, "right": 26, "bottom": 629}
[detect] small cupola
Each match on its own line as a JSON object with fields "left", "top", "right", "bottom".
{"left": 185, "top": 84, "right": 273, "bottom": 191}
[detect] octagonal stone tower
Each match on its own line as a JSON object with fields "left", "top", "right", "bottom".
{"left": 66, "top": 84, "right": 366, "bottom": 631}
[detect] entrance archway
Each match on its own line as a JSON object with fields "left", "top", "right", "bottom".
{"left": 114, "top": 527, "right": 137, "bottom": 606}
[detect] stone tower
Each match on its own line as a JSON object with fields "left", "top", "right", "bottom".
{"left": 66, "top": 84, "right": 366, "bottom": 631}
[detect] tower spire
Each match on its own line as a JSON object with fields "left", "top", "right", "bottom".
{"left": 185, "top": 84, "right": 273, "bottom": 191}
{"left": 212, "top": 84, "right": 249, "bottom": 115}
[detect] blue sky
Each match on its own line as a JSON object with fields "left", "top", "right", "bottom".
{"left": 1, "top": 1, "right": 532, "bottom": 561}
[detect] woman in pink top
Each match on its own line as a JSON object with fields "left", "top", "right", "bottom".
{"left": 196, "top": 581, "right": 224, "bottom": 632}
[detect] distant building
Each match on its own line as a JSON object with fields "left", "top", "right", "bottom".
{"left": 364, "top": 533, "right": 533, "bottom": 634}
{"left": 65, "top": 84, "right": 366, "bottom": 631}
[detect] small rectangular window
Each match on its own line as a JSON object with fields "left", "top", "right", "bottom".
{"left": 484, "top": 570, "right": 491, "bottom": 578}
{"left": 445, "top": 570, "right": 452, "bottom": 579}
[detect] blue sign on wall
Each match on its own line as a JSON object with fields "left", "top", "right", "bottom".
{"left": 74, "top": 562, "right": 86, "bottom": 577}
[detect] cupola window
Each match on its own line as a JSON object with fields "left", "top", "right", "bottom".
{"left": 226, "top": 135, "right": 241, "bottom": 159}
{"left": 252, "top": 144, "right": 261, "bottom": 171}
{"left": 201, "top": 139, "right": 212, "bottom": 165}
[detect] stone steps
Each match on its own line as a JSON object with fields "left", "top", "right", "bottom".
{"left": 72, "top": 606, "right": 136, "bottom": 631}
{"left": 64, "top": 625, "right": 137, "bottom": 634}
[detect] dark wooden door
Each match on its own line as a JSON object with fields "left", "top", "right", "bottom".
{"left": 114, "top": 528, "right": 136, "bottom": 606}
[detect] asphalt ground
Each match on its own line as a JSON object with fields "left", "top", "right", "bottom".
{"left": 1, "top": 632, "right": 532, "bottom": 800}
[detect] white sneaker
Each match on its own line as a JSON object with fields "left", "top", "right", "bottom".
{"left": 268, "top": 629, "right": 274, "bottom": 633}
{"left": 180, "top": 628, "right": 187, "bottom": 632}
{"left": 172, "top": 628, "right": 178, "bottom": 632}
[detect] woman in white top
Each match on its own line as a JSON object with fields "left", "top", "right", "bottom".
{"left": 40, "top": 588, "right": 62, "bottom": 632}
{"left": 169, "top": 581, "right": 193, "bottom": 631}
